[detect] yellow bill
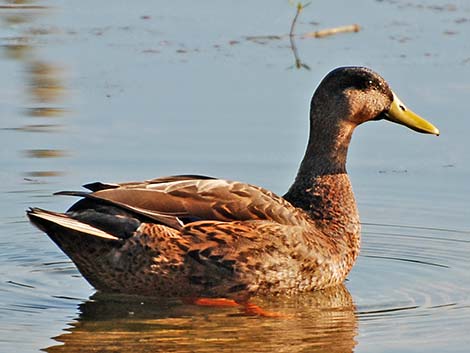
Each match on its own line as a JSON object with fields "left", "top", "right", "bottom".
{"left": 385, "top": 92, "right": 440, "bottom": 135}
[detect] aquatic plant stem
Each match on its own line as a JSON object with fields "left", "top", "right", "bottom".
{"left": 289, "top": 2, "right": 310, "bottom": 70}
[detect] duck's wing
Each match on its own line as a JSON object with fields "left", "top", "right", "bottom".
{"left": 57, "top": 175, "right": 304, "bottom": 231}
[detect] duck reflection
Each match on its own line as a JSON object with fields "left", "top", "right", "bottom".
{"left": 45, "top": 285, "right": 357, "bottom": 353}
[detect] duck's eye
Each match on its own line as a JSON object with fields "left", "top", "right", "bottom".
{"left": 351, "top": 79, "right": 374, "bottom": 91}
{"left": 364, "top": 80, "right": 374, "bottom": 89}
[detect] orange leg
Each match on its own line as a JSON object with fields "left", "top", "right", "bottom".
{"left": 182, "top": 297, "right": 240, "bottom": 308}
{"left": 240, "top": 302, "right": 285, "bottom": 318}
{"left": 183, "top": 297, "right": 285, "bottom": 318}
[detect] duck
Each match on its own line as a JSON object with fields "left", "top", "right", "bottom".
{"left": 27, "top": 67, "right": 439, "bottom": 314}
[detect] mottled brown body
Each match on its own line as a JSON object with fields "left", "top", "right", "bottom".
{"left": 27, "top": 67, "right": 437, "bottom": 301}
{"left": 30, "top": 175, "right": 360, "bottom": 299}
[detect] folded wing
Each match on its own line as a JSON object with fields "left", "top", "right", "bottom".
{"left": 59, "top": 175, "right": 305, "bottom": 230}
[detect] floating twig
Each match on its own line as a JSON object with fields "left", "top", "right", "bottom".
{"left": 303, "top": 24, "right": 361, "bottom": 38}
{"left": 245, "top": 35, "right": 282, "bottom": 44}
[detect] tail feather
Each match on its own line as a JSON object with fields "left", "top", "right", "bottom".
{"left": 53, "top": 190, "right": 184, "bottom": 230}
{"left": 53, "top": 191, "right": 90, "bottom": 197}
{"left": 27, "top": 207, "right": 120, "bottom": 241}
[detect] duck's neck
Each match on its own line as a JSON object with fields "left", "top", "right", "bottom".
{"left": 283, "top": 113, "right": 359, "bottom": 230}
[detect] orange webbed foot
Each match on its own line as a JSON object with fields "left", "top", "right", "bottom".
{"left": 183, "top": 297, "right": 240, "bottom": 308}
{"left": 182, "top": 297, "right": 287, "bottom": 318}
{"left": 240, "top": 302, "right": 285, "bottom": 318}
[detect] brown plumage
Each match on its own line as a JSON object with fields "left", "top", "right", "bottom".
{"left": 27, "top": 67, "right": 439, "bottom": 302}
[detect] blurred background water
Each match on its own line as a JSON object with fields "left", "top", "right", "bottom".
{"left": 1, "top": 0, "right": 469, "bottom": 352}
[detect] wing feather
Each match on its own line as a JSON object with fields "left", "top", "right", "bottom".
{"left": 56, "top": 177, "right": 305, "bottom": 231}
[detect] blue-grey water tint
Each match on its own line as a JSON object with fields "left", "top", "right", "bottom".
{"left": 1, "top": 0, "right": 469, "bottom": 352}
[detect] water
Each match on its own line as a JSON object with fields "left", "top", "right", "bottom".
{"left": 1, "top": 0, "right": 469, "bottom": 352}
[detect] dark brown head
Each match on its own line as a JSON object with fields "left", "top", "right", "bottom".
{"left": 310, "top": 66, "right": 439, "bottom": 135}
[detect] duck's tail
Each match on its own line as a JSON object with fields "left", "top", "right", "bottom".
{"left": 27, "top": 208, "right": 125, "bottom": 290}
{"left": 27, "top": 207, "right": 120, "bottom": 241}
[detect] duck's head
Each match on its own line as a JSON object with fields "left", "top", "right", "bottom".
{"left": 310, "top": 66, "right": 440, "bottom": 135}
